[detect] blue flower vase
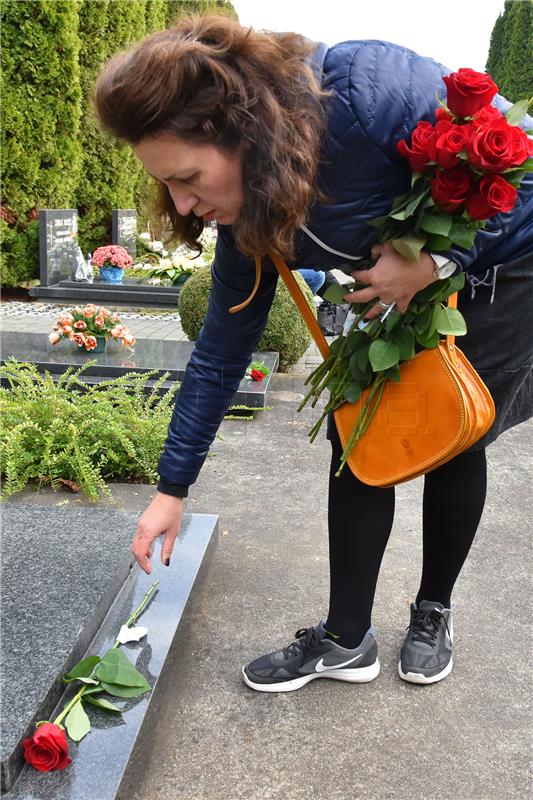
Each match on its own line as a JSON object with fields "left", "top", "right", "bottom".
{"left": 99, "top": 266, "right": 124, "bottom": 284}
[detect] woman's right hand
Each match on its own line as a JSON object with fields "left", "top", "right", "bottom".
{"left": 131, "top": 492, "right": 184, "bottom": 574}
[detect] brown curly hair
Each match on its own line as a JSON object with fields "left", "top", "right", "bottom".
{"left": 93, "top": 14, "right": 329, "bottom": 259}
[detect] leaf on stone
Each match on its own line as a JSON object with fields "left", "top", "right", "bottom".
{"left": 83, "top": 685, "right": 105, "bottom": 695}
{"left": 59, "top": 478, "right": 81, "bottom": 493}
{"left": 436, "top": 307, "right": 467, "bottom": 336}
{"left": 84, "top": 695, "right": 122, "bottom": 713}
{"left": 64, "top": 655, "right": 101, "bottom": 682}
{"left": 94, "top": 648, "right": 148, "bottom": 688}
{"left": 368, "top": 339, "right": 400, "bottom": 372}
{"left": 65, "top": 700, "right": 91, "bottom": 742}
{"left": 99, "top": 680, "right": 150, "bottom": 699}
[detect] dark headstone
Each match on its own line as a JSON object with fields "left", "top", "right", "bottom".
{"left": 1, "top": 333, "right": 279, "bottom": 409}
{"left": 39, "top": 210, "right": 79, "bottom": 287}
{"left": 111, "top": 210, "right": 137, "bottom": 259}
{"left": 1, "top": 502, "right": 217, "bottom": 798}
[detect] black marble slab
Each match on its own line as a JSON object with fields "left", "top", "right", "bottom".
{"left": 2, "top": 504, "right": 218, "bottom": 799}
{"left": 28, "top": 283, "right": 181, "bottom": 308}
{"left": 1, "top": 333, "right": 279, "bottom": 409}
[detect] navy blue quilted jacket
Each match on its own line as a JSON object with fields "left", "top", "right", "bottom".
{"left": 158, "top": 39, "right": 533, "bottom": 496}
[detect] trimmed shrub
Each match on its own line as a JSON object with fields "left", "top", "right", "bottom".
{"left": 1, "top": 0, "right": 82, "bottom": 286}
{"left": 178, "top": 267, "right": 315, "bottom": 370}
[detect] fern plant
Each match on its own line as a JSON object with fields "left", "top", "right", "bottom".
{"left": 0, "top": 359, "right": 178, "bottom": 501}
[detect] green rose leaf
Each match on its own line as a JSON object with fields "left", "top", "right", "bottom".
{"left": 391, "top": 235, "right": 426, "bottom": 262}
{"left": 65, "top": 700, "right": 91, "bottom": 742}
{"left": 394, "top": 326, "right": 416, "bottom": 361}
{"left": 384, "top": 365, "right": 401, "bottom": 382}
{"left": 436, "top": 306, "right": 467, "bottom": 336}
{"left": 63, "top": 676, "right": 100, "bottom": 685}
{"left": 83, "top": 685, "right": 105, "bottom": 695}
{"left": 368, "top": 339, "right": 400, "bottom": 372}
{"left": 84, "top": 695, "right": 122, "bottom": 713}
{"left": 505, "top": 98, "right": 529, "bottom": 127}
{"left": 384, "top": 311, "right": 403, "bottom": 333}
{"left": 99, "top": 680, "right": 150, "bottom": 698}
{"left": 425, "top": 233, "right": 453, "bottom": 251}
{"left": 446, "top": 272, "right": 466, "bottom": 294}
{"left": 322, "top": 282, "right": 351, "bottom": 305}
{"left": 94, "top": 648, "right": 148, "bottom": 688}
{"left": 415, "top": 304, "right": 432, "bottom": 335}
{"left": 389, "top": 189, "right": 427, "bottom": 220}
{"left": 343, "top": 382, "right": 363, "bottom": 404}
{"left": 449, "top": 223, "right": 477, "bottom": 250}
{"left": 414, "top": 328, "right": 440, "bottom": 349}
{"left": 419, "top": 214, "right": 452, "bottom": 237}
{"left": 64, "top": 655, "right": 101, "bottom": 682}
{"left": 345, "top": 330, "right": 368, "bottom": 355}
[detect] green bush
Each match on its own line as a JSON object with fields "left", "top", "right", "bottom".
{"left": 1, "top": 0, "right": 82, "bottom": 286}
{"left": 178, "top": 267, "right": 315, "bottom": 370}
{"left": 0, "top": 360, "right": 178, "bottom": 501}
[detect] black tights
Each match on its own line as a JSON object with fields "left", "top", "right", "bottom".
{"left": 325, "top": 434, "right": 487, "bottom": 647}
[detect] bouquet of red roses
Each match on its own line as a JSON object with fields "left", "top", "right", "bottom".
{"left": 301, "top": 68, "right": 532, "bottom": 475}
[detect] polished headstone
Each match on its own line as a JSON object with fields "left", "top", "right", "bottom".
{"left": 111, "top": 210, "right": 137, "bottom": 259}
{"left": 2, "top": 502, "right": 217, "bottom": 798}
{"left": 39, "top": 210, "right": 79, "bottom": 287}
{"left": 1, "top": 332, "right": 279, "bottom": 409}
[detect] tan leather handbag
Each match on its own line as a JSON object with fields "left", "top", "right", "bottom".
{"left": 269, "top": 252, "right": 495, "bottom": 487}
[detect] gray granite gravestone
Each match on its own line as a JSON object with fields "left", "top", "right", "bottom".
{"left": 1, "top": 333, "right": 279, "bottom": 409}
{"left": 39, "top": 210, "right": 79, "bottom": 287}
{"left": 1, "top": 502, "right": 217, "bottom": 798}
{"left": 112, "top": 210, "right": 137, "bottom": 259}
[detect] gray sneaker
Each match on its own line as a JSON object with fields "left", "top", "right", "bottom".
{"left": 242, "top": 621, "right": 380, "bottom": 693}
{"left": 398, "top": 600, "right": 453, "bottom": 685}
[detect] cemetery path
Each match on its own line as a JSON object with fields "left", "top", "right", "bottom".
{"left": 109, "top": 373, "right": 530, "bottom": 800}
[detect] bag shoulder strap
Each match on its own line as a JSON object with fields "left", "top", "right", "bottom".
{"left": 268, "top": 250, "right": 458, "bottom": 356}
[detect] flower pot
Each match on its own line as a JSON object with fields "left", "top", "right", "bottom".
{"left": 99, "top": 266, "right": 124, "bottom": 284}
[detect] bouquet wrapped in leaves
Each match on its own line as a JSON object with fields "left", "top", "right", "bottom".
{"left": 300, "top": 68, "right": 532, "bottom": 475}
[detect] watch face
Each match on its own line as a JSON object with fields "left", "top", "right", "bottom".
{"left": 438, "top": 261, "right": 456, "bottom": 279}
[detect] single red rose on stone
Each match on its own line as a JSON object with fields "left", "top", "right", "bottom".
{"left": 465, "top": 174, "right": 518, "bottom": 220}
{"left": 397, "top": 121, "right": 437, "bottom": 173}
{"left": 22, "top": 722, "right": 72, "bottom": 773}
{"left": 431, "top": 165, "right": 474, "bottom": 212}
{"left": 434, "top": 123, "right": 471, "bottom": 169}
{"left": 443, "top": 68, "right": 498, "bottom": 117}
{"left": 250, "top": 369, "right": 265, "bottom": 381}
{"left": 467, "top": 120, "right": 532, "bottom": 172}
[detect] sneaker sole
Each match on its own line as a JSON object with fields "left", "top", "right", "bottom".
{"left": 397, "top": 656, "right": 453, "bottom": 685}
{"left": 242, "top": 658, "right": 380, "bottom": 693}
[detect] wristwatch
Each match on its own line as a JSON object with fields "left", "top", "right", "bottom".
{"left": 430, "top": 252, "right": 457, "bottom": 280}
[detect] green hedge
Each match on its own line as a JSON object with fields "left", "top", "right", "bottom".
{"left": 1, "top": 0, "right": 236, "bottom": 287}
{"left": 486, "top": 0, "right": 533, "bottom": 103}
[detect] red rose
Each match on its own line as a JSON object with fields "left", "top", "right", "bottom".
{"left": 22, "top": 722, "right": 72, "bottom": 772}
{"left": 472, "top": 105, "right": 504, "bottom": 126}
{"left": 435, "top": 107, "right": 454, "bottom": 123}
{"left": 467, "top": 120, "right": 532, "bottom": 172}
{"left": 250, "top": 369, "right": 265, "bottom": 381}
{"left": 431, "top": 165, "right": 474, "bottom": 212}
{"left": 397, "top": 121, "right": 437, "bottom": 173}
{"left": 443, "top": 68, "right": 498, "bottom": 117}
{"left": 465, "top": 174, "right": 518, "bottom": 220}
{"left": 434, "top": 122, "right": 471, "bottom": 169}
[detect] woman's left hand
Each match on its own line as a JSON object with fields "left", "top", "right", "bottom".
{"left": 344, "top": 241, "right": 436, "bottom": 320}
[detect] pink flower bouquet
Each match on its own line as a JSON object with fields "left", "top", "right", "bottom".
{"left": 49, "top": 305, "right": 136, "bottom": 352}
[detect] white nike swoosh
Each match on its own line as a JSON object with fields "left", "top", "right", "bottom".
{"left": 315, "top": 652, "right": 364, "bottom": 672}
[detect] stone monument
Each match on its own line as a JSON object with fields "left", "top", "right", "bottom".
{"left": 111, "top": 210, "right": 137, "bottom": 259}
{"left": 38, "top": 210, "right": 79, "bottom": 287}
